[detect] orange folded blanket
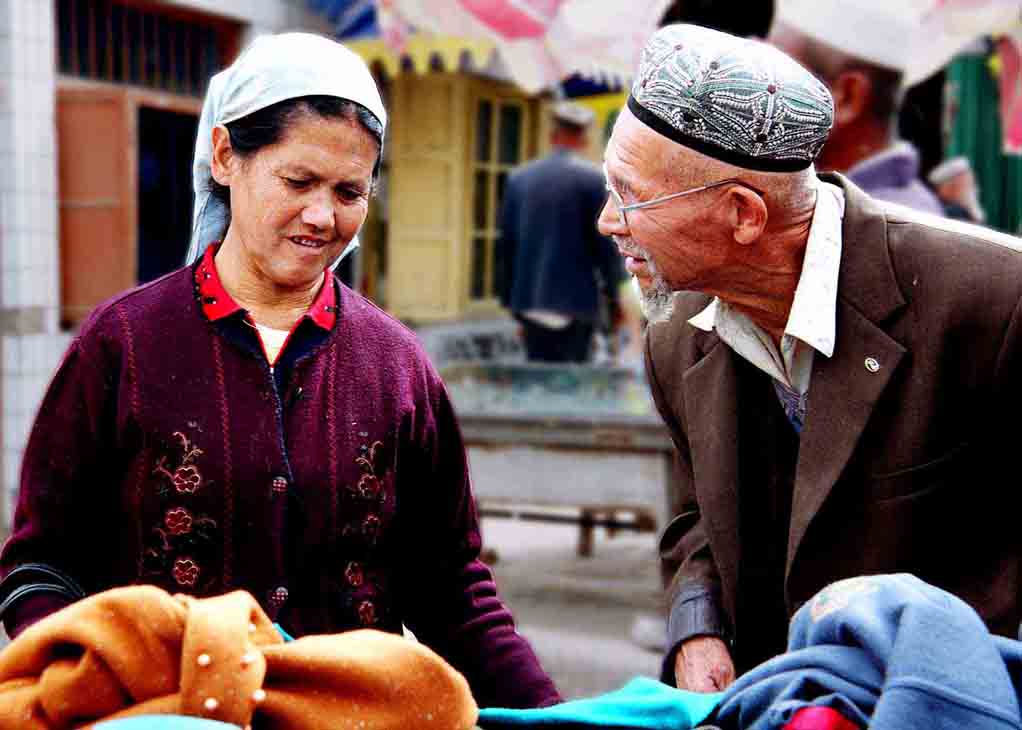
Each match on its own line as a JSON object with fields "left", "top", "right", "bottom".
{"left": 0, "top": 586, "right": 478, "bottom": 730}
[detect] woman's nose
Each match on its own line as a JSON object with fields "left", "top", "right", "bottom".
{"left": 301, "top": 200, "right": 335, "bottom": 231}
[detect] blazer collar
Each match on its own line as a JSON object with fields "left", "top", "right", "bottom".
{"left": 822, "top": 172, "right": 906, "bottom": 324}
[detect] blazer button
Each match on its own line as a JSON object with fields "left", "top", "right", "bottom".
{"left": 345, "top": 561, "right": 364, "bottom": 588}
{"left": 358, "top": 600, "right": 376, "bottom": 626}
{"left": 271, "top": 476, "right": 288, "bottom": 495}
{"left": 268, "top": 586, "right": 289, "bottom": 609}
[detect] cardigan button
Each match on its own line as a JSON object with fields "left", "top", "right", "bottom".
{"left": 271, "top": 476, "right": 288, "bottom": 495}
{"left": 268, "top": 586, "right": 289, "bottom": 608}
{"left": 363, "top": 514, "right": 381, "bottom": 540}
{"left": 358, "top": 600, "right": 376, "bottom": 626}
{"left": 345, "top": 561, "right": 364, "bottom": 588}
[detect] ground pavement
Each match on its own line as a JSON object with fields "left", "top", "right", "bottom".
{"left": 481, "top": 516, "right": 664, "bottom": 700}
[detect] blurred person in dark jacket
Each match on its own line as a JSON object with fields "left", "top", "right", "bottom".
{"left": 497, "top": 102, "right": 625, "bottom": 362}
{"left": 768, "top": 0, "right": 944, "bottom": 215}
{"left": 929, "top": 155, "right": 987, "bottom": 224}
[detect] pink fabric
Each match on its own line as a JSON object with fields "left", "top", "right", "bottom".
{"left": 998, "top": 35, "right": 1022, "bottom": 154}
{"left": 784, "top": 707, "right": 861, "bottom": 730}
{"left": 457, "top": 0, "right": 565, "bottom": 39}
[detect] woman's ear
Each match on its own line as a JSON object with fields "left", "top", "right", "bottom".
{"left": 210, "top": 125, "right": 234, "bottom": 185}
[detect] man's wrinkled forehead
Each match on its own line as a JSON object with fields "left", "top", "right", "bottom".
{"left": 605, "top": 107, "right": 673, "bottom": 180}
{"left": 606, "top": 106, "right": 703, "bottom": 191}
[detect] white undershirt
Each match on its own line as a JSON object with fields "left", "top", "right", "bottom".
{"left": 255, "top": 324, "right": 290, "bottom": 368}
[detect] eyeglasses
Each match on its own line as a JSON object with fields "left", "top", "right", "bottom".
{"left": 603, "top": 163, "right": 765, "bottom": 227}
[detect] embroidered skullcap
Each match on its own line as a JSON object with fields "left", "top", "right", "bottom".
{"left": 628, "top": 24, "right": 833, "bottom": 172}
{"left": 552, "top": 101, "right": 595, "bottom": 128}
{"left": 928, "top": 156, "right": 972, "bottom": 186}
{"left": 187, "top": 32, "right": 387, "bottom": 266}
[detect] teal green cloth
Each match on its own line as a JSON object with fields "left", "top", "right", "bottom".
{"left": 477, "top": 677, "right": 722, "bottom": 729}
{"left": 274, "top": 623, "right": 294, "bottom": 642}
{"left": 947, "top": 53, "right": 1022, "bottom": 234}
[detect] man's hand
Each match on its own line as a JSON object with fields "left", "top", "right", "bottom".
{"left": 674, "top": 635, "right": 735, "bottom": 692}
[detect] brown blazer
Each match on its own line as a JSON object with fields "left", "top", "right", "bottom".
{"left": 647, "top": 174, "right": 1022, "bottom": 673}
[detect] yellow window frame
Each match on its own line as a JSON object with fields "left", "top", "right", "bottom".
{"left": 465, "top": 84, "right": 535, "bottom": 308}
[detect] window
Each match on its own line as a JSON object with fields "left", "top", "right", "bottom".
{"left": 469, "top": 96, "right": 530, "bottom": 301}
{"left": 56, "top": 0, "right": 237, "bottom": 97}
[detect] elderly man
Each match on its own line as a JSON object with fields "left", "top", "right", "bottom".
{"left": 767, "top": 0, "right": 943, "bottom": 215}
{"left": 599, "top": 23, "right": 1022, "bottom": 693}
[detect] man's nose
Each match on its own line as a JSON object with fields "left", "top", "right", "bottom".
{"left": 597, "top": 197, "right": 625, "bottom": 238}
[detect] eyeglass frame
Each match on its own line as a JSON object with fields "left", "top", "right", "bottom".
{"left": 603, "top": 163, "right": 766, "bottom": 227}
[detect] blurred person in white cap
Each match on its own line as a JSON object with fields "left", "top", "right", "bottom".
{"left": 0, "top": 31, "right": 560, "bottom": 710}
{"left": 496, "top": 101, "right": 625, "bottom": 362}
{"left": 929, "top": 155, "right": 987, "bottom": 223}
{"left": 768, "top": 0, "right": 944, "bottom": 214}
{"left": 601, "top": 22, "right": 1022, "bottom": 695}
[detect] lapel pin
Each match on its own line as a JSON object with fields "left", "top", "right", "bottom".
{"left": 864, "top": 357, "right": 880, "bottom": 373}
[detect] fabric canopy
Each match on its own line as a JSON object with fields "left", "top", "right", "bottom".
{"left": 309, "top": 0, "right": 670, "bottom": 93}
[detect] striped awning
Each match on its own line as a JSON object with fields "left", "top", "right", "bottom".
{"left": 344, "top": 34, "right": 498, "bottom": 77}
{"left": 307, "top": 0, "right": 379, "bottom": 39}
{"left": 307, "top": 0, "right": 663, "bottom": 93}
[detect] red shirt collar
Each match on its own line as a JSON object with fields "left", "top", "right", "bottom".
{"left": 195, "top": 244, "right": 337, "bottom": 331}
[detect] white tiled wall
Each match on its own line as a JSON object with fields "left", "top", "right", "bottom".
{"left": 2, "top": 334, "right": 70, "bottom": 521}
{"left": 0, "top": 0, "right": 66, "bottom": 527}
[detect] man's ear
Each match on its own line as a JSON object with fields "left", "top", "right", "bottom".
{"left": 728, "top": 185, "right": 768, "bottom": 245}
{"left": 829, "top": 70, "right": 871, "bottom": 128}
{"left": 210, "top": 125, "right": 235, "bottom": 186}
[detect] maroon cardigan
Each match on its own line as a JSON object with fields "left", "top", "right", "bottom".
{"left": 0, "top": 263, "right": 559, "bottom": 709}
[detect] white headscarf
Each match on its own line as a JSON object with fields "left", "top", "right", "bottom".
{"left": 186, "top": 32, "right": 388, "bottom": 266}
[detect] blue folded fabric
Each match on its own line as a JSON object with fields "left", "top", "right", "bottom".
{"left": 477, "top": 677, "right": 722, "bottom": 729}
{"left": 714, "top": 574, "right": 1022, "bottom": 730}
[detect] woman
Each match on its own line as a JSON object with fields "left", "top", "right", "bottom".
{"left": 0, "top": 33, "right": 559, "bottom": 710}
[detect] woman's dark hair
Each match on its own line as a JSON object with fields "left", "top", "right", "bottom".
{"left": 208, "top": 95, "right": 384, "bottom": 210}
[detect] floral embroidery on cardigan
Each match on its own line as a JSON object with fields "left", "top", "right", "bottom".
{"left": 143, "top": 430, "right": 219, "bottom": 592}
{"left": 153, "top": 432, "right": 206, "bottom": 495}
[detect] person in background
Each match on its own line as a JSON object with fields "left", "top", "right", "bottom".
{"left": 929, "top": 155, "right": 987, "bottom": 224}
{"left": 0, "top": 32, "right": 559, "bottom": 711}
{"left": 768, "top": 0, "right": 944, "bottom": 214}
{"left": 497, "top": 102, "right": 625, "bottom": 363}
{"left": 601, "top": 22, "right": 1022, "bottom": 696}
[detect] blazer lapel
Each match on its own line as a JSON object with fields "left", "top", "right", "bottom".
{"left": 786, "top": 174, "right": 908, "bottom": 575}
{"left": 683, "top": 337, "right": 742, "bottom": 591}
{"left": 787, "top": 300, "right": 906, "bottom": 573}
